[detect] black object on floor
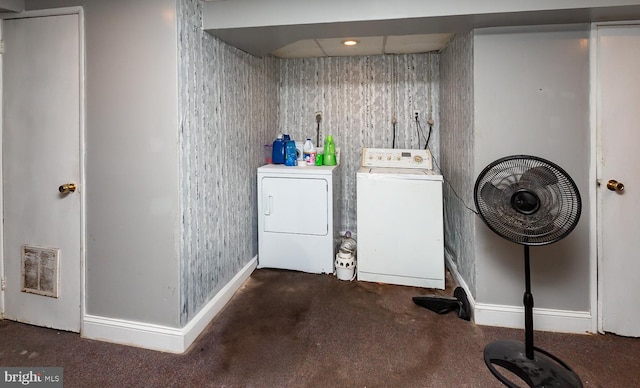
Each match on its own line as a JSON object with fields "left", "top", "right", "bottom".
{"left": 484, "top": 340, "right": 583, "bottom": 388}
{"left": 413, "top": 286, "right": 471, "bottom": 321}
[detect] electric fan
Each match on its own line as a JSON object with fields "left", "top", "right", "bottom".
{"left": 474, "top": 155, "right": 583, "bottom": 388}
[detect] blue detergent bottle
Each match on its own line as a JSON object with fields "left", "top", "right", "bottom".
{"left": 271, "top": 134, "right": 286, "bottom": 164}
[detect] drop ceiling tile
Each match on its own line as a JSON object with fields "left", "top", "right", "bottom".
{"left": 384, "top": 33, "right": 454, "bottom": 54}
{"left": 272, "top": 39, "right": 325, "bottom": 59}
{"left": 271, "top": 33, "right": 455, "bottom": 58}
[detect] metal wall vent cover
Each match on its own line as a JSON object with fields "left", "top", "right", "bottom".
{"left": 21, "top": 245, "right": 60, "bottom": 298}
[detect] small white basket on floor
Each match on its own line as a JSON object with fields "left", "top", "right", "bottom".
{"left": 335, "top": 252, "right": 356, "bottom": 281}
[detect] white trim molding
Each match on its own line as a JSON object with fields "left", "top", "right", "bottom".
{"left": 590, "top": 20, "right": 602, "bottom": 336}
{"left": 474, "top": 304, "right": 593, "bottom": 334}
{"left": 0, "top": 6, "right": 82, "bottom": 19}
{"left": 82, "top": 256, "right": 257, "bottom": 353}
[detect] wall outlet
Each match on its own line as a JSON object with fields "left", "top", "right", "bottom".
{"left": 413, "top": 110, "right": 420, "bottom": 121}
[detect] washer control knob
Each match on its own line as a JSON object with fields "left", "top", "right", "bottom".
{"left": 414, "top": 155, "right": 423, "bottom": 163}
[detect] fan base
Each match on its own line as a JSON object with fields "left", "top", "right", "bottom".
{"left": 484, "top": 340, "right": 583, "bottom": 388}
{"left": 412, "top": 287, "right": 471, "bottom": 321}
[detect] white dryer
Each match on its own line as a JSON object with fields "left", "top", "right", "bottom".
{"left": 257, "top": 164, "right": 339, "bottom": 274}
{"left": 356, "top": 148, "right": 444, "bottom": 289}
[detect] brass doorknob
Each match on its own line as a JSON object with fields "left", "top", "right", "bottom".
{"left": 606, "top": 180, "right": 624, "bottom": 192}
{"left": 58, "top": 183, "right": 77, "bottom": 194}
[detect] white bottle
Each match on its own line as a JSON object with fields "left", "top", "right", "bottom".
{"left": 303, "top": 138, "right": 316, "bottom": 166}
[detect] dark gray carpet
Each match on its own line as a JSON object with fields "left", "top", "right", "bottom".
{"left": 1, "top": 269, "right": 639, "bottom": 387}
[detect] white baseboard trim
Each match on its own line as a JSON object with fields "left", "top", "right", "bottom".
{"left": 82, "top": 256, "right": 257, "bottom": 353}
{"left": 82, "top": 314, "right": 185, "bottom": 353}
{"left": 474, "top": 303, "right": 593, "bottom": 334}
{"left": 444, "top": 248, "right": 591, "bottom": 334}
{"left": 181, "top": 256, "right": 257, "bottom": 350}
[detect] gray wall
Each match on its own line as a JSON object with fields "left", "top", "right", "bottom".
{"left": 27, "top": 0, "right": 182, "bottom": 327}
{"left": 279, "top": 54, "right": 440, "bottom": 232}
{"left": 176, "top": 0, "right": 279, "bottom": 324}
{"left": 473, "top": 25, "right": 591, "bottom": 310}
{"left": 439, "top": 32, "right": 477, "bottom": 297}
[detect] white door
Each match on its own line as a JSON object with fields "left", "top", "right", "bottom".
{"left": 597, "top": 24, "right": 640, "bottom": 337}
{"left": 2, "top": 13, "right": 82, "bottom": 332}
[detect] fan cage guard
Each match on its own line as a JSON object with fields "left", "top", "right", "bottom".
{"left": 474, "top": 155, "right": 581, "bottom": 246}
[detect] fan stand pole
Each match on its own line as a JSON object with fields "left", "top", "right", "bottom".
{"left": 524, "top": 245, "right": 534, "bottom": 360}
{"left": 483, "top": 245, "right": 584, "bottom": 387}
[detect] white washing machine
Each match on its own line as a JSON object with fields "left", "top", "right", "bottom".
{"left": 357, "top": 148, "right": 445, "bottom": 289}
{"left": 257, "top": 164, "right": 339, "bottom": 274}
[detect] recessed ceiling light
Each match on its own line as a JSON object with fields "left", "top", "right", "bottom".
{"left": 342, "top": 39, "right": 359, "bottom": 46}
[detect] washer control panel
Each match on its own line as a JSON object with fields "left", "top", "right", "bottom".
{"left": 361, "top": 148, "right": 433, "bottom": 169}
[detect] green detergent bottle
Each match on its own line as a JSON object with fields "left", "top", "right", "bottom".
{"left": 323, "top": 135, "right": 337, "bottom": 166}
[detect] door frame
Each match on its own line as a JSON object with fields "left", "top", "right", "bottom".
{"left": 0, "top": 7, "right": 86, "bottom": 330}
{"left": 591, "top": 20, "right": 640, "bottom": 334}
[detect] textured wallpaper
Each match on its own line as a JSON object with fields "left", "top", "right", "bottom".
{"left": 279, "top": 54, "right": 440, "bottom": 232}
{"left": 178, "top": 3, "right": 444, "bottom": 322}
{"left": 177, "top": 0, "right": 279, "bottom": 324}
{"left": 439, "top": 32, "right": 476, "bottom": 296}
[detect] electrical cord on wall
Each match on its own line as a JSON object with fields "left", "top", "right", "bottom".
{"left": 415, "top": 117, "right": 421, "bottom": 148}
{"left": 423, "top": 122, "right": 432, "bottom": 150}
{"left": 429, "top": 146, "right": 479, "bottom": 215}
{"left": 415, "top": 117, "right": 432, "bottom": 150}
{"left": 392, "top": 116, "right": 398, "bottom": 148}
{"left": 315, "top": 112, "right": 322, "bottom": 147}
